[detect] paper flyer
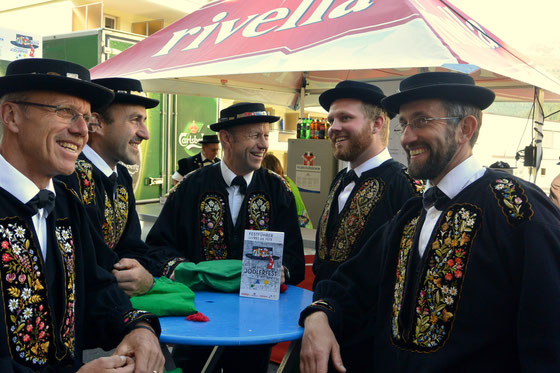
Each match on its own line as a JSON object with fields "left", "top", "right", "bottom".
{"left": 240, "top": 230, "right": 284, "bottom": 300}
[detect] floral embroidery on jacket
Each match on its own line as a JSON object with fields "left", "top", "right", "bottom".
{"left": 55, "top": 221, "right": 76, "bottom": 356}
{"left": 246, "top": 194, "right": 271, "bottom": 230}
{"left": 328, "top": 178, "right": 385, "bottom": 262}
{"left": 401, "top": 168, "right": 425, "bottom": 196}
{"left": 102, "top": 186, "right": 129, "bottom": 249}
{"left": 75, "top": 160, "right": 96, "bottom": 205}
{"left": 162, "top": 257, "right": 188, "bottom": 278}
{"left": 0, "top": 218, "right": 52, "bottom": 368}
{"left": 391, "top": 204, "right": 482, "bottom": 352}
{"left": 490, "top": 178, "right": 534, "bottom": 225}
{"left": 317, "top": 177, "right": 342, "bottom": 260}
{"left": 122, "top": 309, "right": 153, "bottom": 326}
{"left": 391, "top": 215, "right": 420, "bottom": 340}
{"left": 200, "top": 193, "right": 228, "bottom": 260}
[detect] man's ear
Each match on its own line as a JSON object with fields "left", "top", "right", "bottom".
{"left": 88, "top": 112, "right": 105, "bottom": 135}
{"left": 371, "top": 116, "right": 385, "bottom": 134}
{"left": 457, "top": 115, "right": 477, "bottom": 145}
{"left": 0, "top": 102, "right": 22, "bottom": 134}
{"left": 218, "top": 129, "right": 231, "bottom": 149}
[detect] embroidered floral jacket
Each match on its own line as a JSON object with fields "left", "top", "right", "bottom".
{"left": 302, "top": 169, "right": 560, "bottom": 372}
{"left": 56, "top": 154, "right": 155, "bottom": 275}
{"left": 0, "top": 180, "right": 158, "bottom": 372}
{"left": 313, "top": 159, "right": 423, "bottom": 289}
{"left": 146, "top": 163, "right": 305, "bottom": 284}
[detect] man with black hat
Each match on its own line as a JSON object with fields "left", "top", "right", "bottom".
{"left": 0, "top": 58, "right": 164, "bottom": 372}
{"left": 146, "top": 102, "right": 305, "bottom": 372}
{"left": 299, "top": 72, "right": 560, "bottom": 372}
{"left": 57, "top": 77, "right": 159, "bottom": 297}
{"left": 172, "top": 133, "right": 221, "bottom": 185}
{"left": 312, "top": 80, "right": 423, "bottom": 372}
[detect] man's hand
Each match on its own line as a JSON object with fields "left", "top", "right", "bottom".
{"left": 113, "top": 258, "right": 154, "bottom": 297}
{"left": 114, "top": 323, "right": 165, "bottom": 373}
{"left": 300, "top": 312, "right": 346, "bottom": 373}
{"left": 78, "top": 355, "right": 134, "bottom": 372}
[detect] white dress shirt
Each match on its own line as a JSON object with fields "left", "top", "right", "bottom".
{"left": 418, "top": 156, "right": 486, "bottom": 257}
{"left": 0, "top": 154, "right": 56, "bottom": 260}
{"left": 220, "top": 161, "right": 253, "bottom": 226}
{"left": 338, "top": 147, "right": 392, "bottom": 213}
{"left": 83, "top": 145, "right": 118, "bottom": 197}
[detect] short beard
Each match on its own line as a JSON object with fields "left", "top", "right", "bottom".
{"left": 331, "top": 124, "right": 372, "bottom": 162}
{"left": 407, "top": 127, "right": 457, "bottom": 180}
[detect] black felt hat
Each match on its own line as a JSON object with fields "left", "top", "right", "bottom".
{"left": 0, "top": 58, "right": 114, "bottom": 110}
{"left": 381, "top": 71, "right": 495, "bottom": 114}
{"left": 92, "top": 77, "right": 159, "bottom": 109}
{"left": 199, "top": 134, "right": 219, "bottom": 144}
{"left": 319, "top": 80, "right": 396, "bottom": 118}
{"left": 209, "top": 102, "right": 280, "bottom": 131}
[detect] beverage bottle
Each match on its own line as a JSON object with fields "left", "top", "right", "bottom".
{"left": 305, "top": 118, "right": 311, "bottom": 139}
{"left": 318, "top": 119, "right": 325, "bottom": 139}
{"left": 296, "top": 117, "right": 302, "bottom": 139}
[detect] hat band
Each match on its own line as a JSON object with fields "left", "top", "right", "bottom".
{"left": 219, "top": 110, "right": 268, "bottom": 122}
{"left": 115, "top": 89, "right": 146, "bottom": 97}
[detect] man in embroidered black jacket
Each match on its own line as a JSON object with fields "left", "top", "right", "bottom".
{"left": 312, "top": 80, "right": 423, "bottom": 372}
{"left": 57, "top": 77, "right": 159, "bottom": 297}
{"left": 0, "top": 58, "right": 164, "bottom": 372}
{"left": 172, "top": 134, "right": 220, "bottom": 185}
{"left": 299, "top": 72, "right": 560, "bottom": 373}
{"left": 146, "top": 102, "right": 305, "bottom": 373}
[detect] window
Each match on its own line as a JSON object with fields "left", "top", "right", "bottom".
{"left": 105, "top": 15, "right": 117, "bottom": 29}
{"left": 132, "top": 19, "right": 164, "bottom": 36}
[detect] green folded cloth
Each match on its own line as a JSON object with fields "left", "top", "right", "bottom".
{"left": 130, "top": 277, "right": 197, "bottom": 316}
{"left": 174, "top": 260, "right": 242, "bottom": 292}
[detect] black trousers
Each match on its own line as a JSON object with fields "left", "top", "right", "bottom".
{"left": 172, "top": 344, "right": 272, "bottom": 373}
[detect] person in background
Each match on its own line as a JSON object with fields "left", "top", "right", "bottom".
{"left": 57, "top": 77, "right": 159, "bottom": 297}
{"left": 310, "top": 80, "right": 423, "bottom": 372}
{"left": 146, "top": 102, "right": 305, "bottom": 373}
{"left": 172, "top": 133, "right": 220, "bottom": 185}
{"left": 299, "top": 71, "right": 560, "bottom": 373}
{"left": 0, "top": 57, "right": 163, "bottom": 373}
{"left": 262, "top": 152, "right": 313, "bottom": 229}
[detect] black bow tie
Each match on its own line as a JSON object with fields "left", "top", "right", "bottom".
{"left": 423, "top": 186, "right": 450, "bottom": 210}
{"left": 341, "top": 169, "right": 359, "bottom": 188}
{"left": 108, "top": 172, "right": 117, "bottom": 185}
{"left": 231, "top": 175, "right": 247, "bottom": 194}
{"left": 27, "top": 190, "right": 55, "bottom": 215}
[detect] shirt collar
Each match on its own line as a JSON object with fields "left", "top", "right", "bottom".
{"left": 220, "top": 160, "right": 253, "bottom": 187}
{"left": 200, "top": 152, "right": 208, "bottom": 162}
{"left": 0, "top": 153, "right": 55, "bottom": 204}
{"left": 348, "top": 147, "right": 392, "bottom": 178}
{"left": 83, "top": 144, "right": 117, "bottom": 177}
{"left": 427, "top": 156, "right": 484, "bottom": 200}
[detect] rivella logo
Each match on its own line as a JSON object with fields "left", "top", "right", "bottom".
{"left": 152, "top": 0, "right": 375, "bottom": 58}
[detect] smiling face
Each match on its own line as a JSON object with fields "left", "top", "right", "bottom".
{"left": 0, "top": 90, "right": 90, "bottom": 188}
{"left": 327, "top": 98, "right": 376, "bottom": 167}
{"left": 222, "top": 122, "right": 269, "bottom": 176}
{"left": 399, "top": 99, "right": 461, "bottom": 183}
{"left": 92, "top": 103, "right": 149, "bottom": 168}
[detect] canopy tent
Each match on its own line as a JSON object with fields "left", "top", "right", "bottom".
{"left": 91, "top": 0, "right": 560, "bottom": 110}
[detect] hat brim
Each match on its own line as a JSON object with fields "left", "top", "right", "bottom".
{"left": 381, "top": 84, "right": 495, "bottom": 114}
{"left": 210, "top": 114, "right": 280, "bottom": 131}
{"left": 113, "top": 92, "right": 160, "bottom": 109}
{"left": 319, "top": 87, "right": 396, "bottom": 119}
{"left": 199, "top": 139, "right": 219, "bottom": 144}
{"left": 0, "top": 74, "right": 114, "bottom": 110}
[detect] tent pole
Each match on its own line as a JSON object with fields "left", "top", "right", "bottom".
{"left": 533, "top": 87, "right": 545, "bottom": 183}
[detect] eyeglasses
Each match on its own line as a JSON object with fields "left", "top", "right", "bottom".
{"left": 394, "top": 116, "right": 463, "bottom": 133}
{"left": 11, "top": 101, "right": 96, "bottom": 127}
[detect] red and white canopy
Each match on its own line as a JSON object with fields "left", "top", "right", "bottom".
{"left": 91, "top": 0, "right": 560, "bottom": 108}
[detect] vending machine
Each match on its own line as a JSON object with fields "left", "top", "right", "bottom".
{"left": 287, "top": 139, "right": 338, "bottom": 227}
